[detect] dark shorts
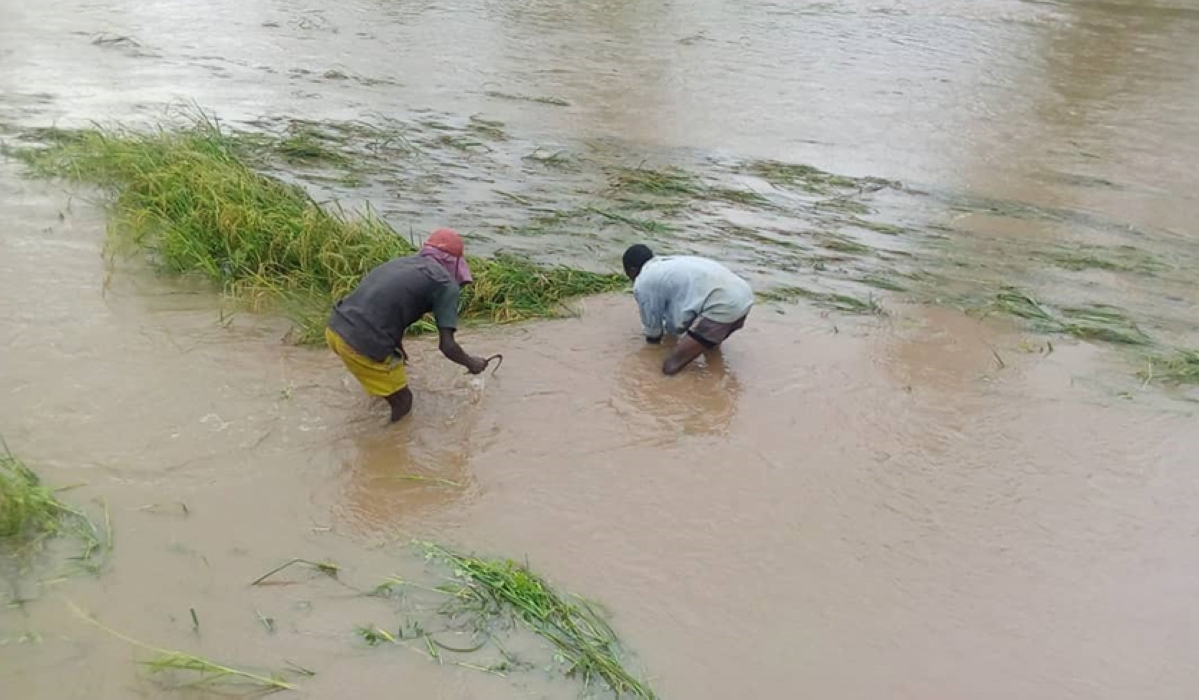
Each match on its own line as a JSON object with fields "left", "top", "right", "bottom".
{"left": 687, "top": 313, "right": 748, "bottom": 348}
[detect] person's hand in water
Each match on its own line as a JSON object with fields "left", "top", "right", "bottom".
{"left": 465, "top": 355, "right": 489, "bottom": 374}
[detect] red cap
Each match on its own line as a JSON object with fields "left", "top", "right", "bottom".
{"left": 425, "top": 228, "right": 465, "bottom": 257}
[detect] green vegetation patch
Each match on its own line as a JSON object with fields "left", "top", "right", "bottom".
{"left": 1140, "top": 349, "right": 1199, "bottom": 386}
{"left": 745, "top": 159, "right": 899, "bottom": 195}
{"left": 1, "top": 447, "right": 110, "bottom": 578}
{"left": 758, "top": 285, "right": 887, "bottom": 315}
{"left": 992, "top": 288, "right": 1151, "bottom": 346}
{"left": 11, "top": 116, "right": 625, "bottom": 343}
{"left": 366, "top": 544, "right": 656, "bottom": 699}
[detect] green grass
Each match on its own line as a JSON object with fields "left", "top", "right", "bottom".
{"left": 12, "top": 116, "right": 625, "bottom": 343}
{"left": 1140, "top": 349, "right": 1199, "bottom": 386}
{"left": 1042, "top": 243, "right": 1164, "bottom": 274}
{"left": 522, "top": 149, "right": 579, "bottom": 170}
{"left": 274, "top": 127, "right": 350, "bottom": 166}
{"left": 0, "top": 447, "right": 110, "bottom": 575}
{"left": 757, "top": 286, "right": 887, "bottom": 315}
{"left": 610, "top": 166, "right": 702, "bottom": 198}
{"left": 467, "top": 116, "right": 507, "bottom": 141}
{"left": 992, "top": 288, "right": 1151, "bottom": 346}
{"left": 746, "top": 159, "right": 898, "bottom": 195}
{"left": 583, "top": 207, "right": 675, "bottom": 234}
{"left": 0, "top": 452, "right": 62, "bottom": 541}
{"left": 70, "top": 601, "right": 297, "bottom": 691}
{"left": 483, "top": 91, "right": 571, "bottom": 107}
{"left": 416, "top": 544, "right": 657, "bottom": 699}
{"left": 856, "top": 274, "right": 908, "bottom": 292}
{"left": 846, "top": 217, "right": 909, "bottom": 236}
{"left": 705, "top": 186, "right": 769, "bottom": 207}
{"left": 819, "top": 235, "right": 873, "bottom": 255}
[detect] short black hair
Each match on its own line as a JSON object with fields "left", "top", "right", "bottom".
{"left": 622, "top": 244, "right": 654, "bottom": 273}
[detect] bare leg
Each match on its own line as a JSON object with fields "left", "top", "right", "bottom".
{"left": 663, "top": 334, "right": 709, "bottom": 375}
{"left": 384, "top": 387, "right": 413, "bottom": 422}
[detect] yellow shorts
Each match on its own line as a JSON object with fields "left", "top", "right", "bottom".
{"left": 325, "top": 327, "right": 407, "bottom": 397}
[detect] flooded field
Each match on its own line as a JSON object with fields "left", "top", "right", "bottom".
{"left": 3, "top": 0, "right": 1199, "bottom": 698}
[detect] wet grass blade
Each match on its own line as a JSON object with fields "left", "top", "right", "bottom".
{"left": 68, "top": 600, "right": 297, "bottom": 691}
{"left": 420, "top": 542, "right": 657, "bottom": 699}
{"left": 251, "top": 558, "right": 340, "bottom": 586}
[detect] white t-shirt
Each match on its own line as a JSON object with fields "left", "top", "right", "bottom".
{"left": 632, "top": 256, "right": 754, "bottom": 339}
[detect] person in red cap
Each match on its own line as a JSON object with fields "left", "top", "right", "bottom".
{"left": 325, "top": 228, "right": 490, "bottom": 422}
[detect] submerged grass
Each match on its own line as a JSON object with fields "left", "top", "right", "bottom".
{"left": 746, "top": 159, "right": 899, "bottom": 195}
{"left": 1042, "top": 243, "right": 1165, "bottom": 274}
{"left": 992, "top": 288, "right": 1151, "bottom": 346}
{"left": 1, "top": 446, "right": 109, "bottom": 574}
{"left": 610, "top": 166, "right": 702, "bottom": 198}
{"left": 757, "top": 286, "right": 887, "bottom": 316}
{"left": 371, "top": 543, "right": 656, "bottom": 699}
{"left": 1140, "top": 349, "right": 1199, "bottom": 386}
{"left": 12, "top": 116, "right": 625, "bottom": 342}
{"left": 0, "top": 452, "right": 62, "bottom": 542}
{"left": 69, "top": 601, "right": 297, "bottom": 692}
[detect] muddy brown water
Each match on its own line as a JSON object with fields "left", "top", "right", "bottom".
{"left": 3, "top": 0, "right": 1199, "bottom": 698}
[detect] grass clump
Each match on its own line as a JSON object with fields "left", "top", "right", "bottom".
{"left": 757, "top": 286, "right": 887, "bottom": 316}
{"left": 992, "top": 288, "right": 1151, "bottom": 346}
{"left": 1042, "top": 243, "right": 1164, "bottom": 274}
{"left": 610, "top": 166, "right": 702, "bottom": 198}
{"left": 0, "top": 452, "right": 62, "bottom": 542}
{"left": 746, "top": 159, "right": 898, "bottom": 195}
{"left": 70, "top": 601, "right": 298, "bottom": 692}
{"left": 1140, "top": 349, "right": 1199, "bottom": 386}
{"left": 372, "top": 544, "right": 656, "bottom": 698}
{"left": 0, "top": 447, "right": 110, "bottom": 578}
{"left": 429, "top": 544, "right": 655, "bottom": 698}
{"left": 274, "top": 126, "right": 351, "bottom": 165}
{"left": 12, "top": 115, "right": 625, "bottom": 342}
{"left": 464, "top": 256, "right": 625, "bottom": 322}
{"left": 583, "top": 207, "right": 674, "bottom": 234}
{"left": 484, "top": 91, "right": 571, "bottom": 107}
{"left": 819, "top": 235, "right": 873, "bottom": 255}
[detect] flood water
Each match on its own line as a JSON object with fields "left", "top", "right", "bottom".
{"left": 3, "top": 1, "right": 1199, "bottom": 698}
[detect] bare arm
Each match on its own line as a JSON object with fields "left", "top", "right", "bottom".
{"left": 438, "top": 328, "right": 487, "bottom": 374}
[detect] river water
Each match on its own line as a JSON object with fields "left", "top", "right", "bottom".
{"left": 2, "top": 1, "right": 1199, "bottom": 698}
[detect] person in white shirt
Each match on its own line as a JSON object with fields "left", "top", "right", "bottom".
{"left": 622, "top": 244, "right": 754, "bottom": 375}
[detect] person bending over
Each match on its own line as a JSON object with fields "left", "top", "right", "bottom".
{"left": 622, "top": 244, "right": 753, "bottom": 375}
{"left": 326, "top": 228, "right": 489, "bottom": 422}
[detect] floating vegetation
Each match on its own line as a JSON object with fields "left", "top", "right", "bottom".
{"left": 69, "top": 601, "right": 298, "bottom": 692}
{"left": 523, "top": 148, "right": 580, "bottom": 170}
{"left": 483, "top": 90, "right": 571, "bottom": 107}
{"left": 0, "top": 452, "right": 62, "bottom": 542}
{"left": 991, "top": 288, "right": 1152, "bottom": 346}
{"left": 467, "top": 115, "right": 508, "bottom": 141}
{"left": 1042, "top": 243, "right": 1164, "bottom": 274}
{"left": 856, "top": 274, "right": 908, "bottom": 292}
{"left": 367, "top": 544, "right": 656, "bottom": 699}
{"left": 273, "top": 126, "right": 351, "bottom": 166}
{"left": 758, "top": 286, "right": 887, "bottom": 316}
{"left": 745, "top": 159, "right": 899, "bottom": 195}
{"left": 1140, "top": 349, "right": 1199, "bottom": 386}
{"left": 704, "top": 186, "right": 769, "bottom": 207}
{"left": 251, "top": 558, "right": 341, "bottom": 586}
{"left": 0, "top": 446, "right": 110, "bottom": 576}
{"left": 610, "top": 166, "right": 702, "bottom": 198}
{"left": 584, "top": 207, "right": 674, "bottom": 234}
{"left": 845, "top": 217, "right": 909, "bottom": 236}
{"left": 819, "top": 235, "right": 873, "bottom": 255}
{"left": 11, "top": 115, "right": 625, "bottom": 343}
